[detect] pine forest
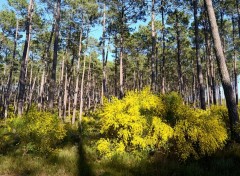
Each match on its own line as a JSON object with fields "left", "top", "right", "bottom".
{"left": 0, "top": 0, "right": 240, "bottom": 175}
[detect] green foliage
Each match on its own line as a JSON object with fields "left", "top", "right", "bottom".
{"left": 0, "top": 108, "right": 66, "bottom": 154}
{"left": 0, "top": 146, "right": 78, "bottom": 176}
{"left": 161, "top": 92, "right": 185, "bottom": 126}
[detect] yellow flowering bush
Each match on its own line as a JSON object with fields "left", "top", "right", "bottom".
{"left": 146, "top": 117, "right": 174, "bottom": 150}
{"left": 95, "top": 90, "right": 229, "bottom": 160}
{"left": 3, "top": 108, "right": 66, "bottom": 153}
{"left": 97, "top": 88, "right": 171, "bottom": 155}
{"left": 174, "top": 109, "right": 228, "bottom": 160}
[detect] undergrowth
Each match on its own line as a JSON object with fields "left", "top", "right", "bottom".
{"left": 1, "top": 89, "right": 240, "bottom": 175}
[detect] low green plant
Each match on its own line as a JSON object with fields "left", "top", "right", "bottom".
{"left": 161, "top": 92, "right": 184, "bottom": 126}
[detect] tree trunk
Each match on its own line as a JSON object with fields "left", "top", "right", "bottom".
{"left": 87, "top": 56, "right": 92, "bottom": 109}
{"left": 63, "top": 71, "right": 68, "bottom": 121}
{"left": 2, "top": 19, "right": 19, "bottom": 118}
{"left": 114, "top": 46, "right": 118, "bottom": 97}
{"left": 205, "top": 0, "right": 239, "bottom": 140}
{"left": 79, "top": 55, "right": 87, "bottom": 125}
{"left": 17, "top": 0, "right": 34, "bottom": 116}
{"left": 119, "top": 36, "right": 124, "bottom": 98}
{"left": 119, "top": 6, "right": 124, "bottom": 99}
{"left": 151, "top": 0, "right": 156, "bottom": 91}
{"left": 102, "top": 3, "right": 108, "bottom": 104}
{"left": 58, "top": 56, "right": 65, "bottom": 118}
{"left": 161, "top": 1, "right": 166, "bottom": 94}
{"left": 193, "top": 0, "right": 206, "bottom": 110}
{"left": 232, "top": 15, "right": 238, "bottom": 105}
{"left": 27, "top": 76, "right": 36, "bottom": 112}
{"left": 236, "top": 0, "right": 240, "bottom": 38}
{"left": 38, "top": 70, "right": 45, "bottom": 110}
{"left": 192, "top": 60, "right": 196, "bottom": 107}
{"left": 72, "top": 29, "right": 82, "bottom": 124}
{"left": 176, "top": 12, "right": 183, "bottom": 96}
{"left": 49, "top": 0, "right": 61, "bottom": 109}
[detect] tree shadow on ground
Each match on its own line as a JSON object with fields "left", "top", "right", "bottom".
{"left": 77, "top": 128, "right": 94, "bottom": 176}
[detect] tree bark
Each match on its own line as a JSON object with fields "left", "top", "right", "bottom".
{"left": 72, "top": 29, "right": 82, "bottom": 124}
{"left": 17, "top": 0, "right": 34, "bottom": 116}
{"left": 161, "top": 1, "right": 166, "bottom": 94}
{"left": 63, "top": 70, "right": 68, "bottom": 120}
{"left": 114, "top": 46, "right": 118, "bottom": 97}
{"left": 79, "top": 55, "right": 87, "bottom": 125}
{"left": 193, "top": 0, "right": 206, "bottom": 109}
{"left": 119, "top": 6, "right": 125, "bottom": 99}
{"left": 205, "top": 0, "right": 239, "bottom": 140}
{"left": 38, "top": 70, "right": 45, "bottom": 110}
{"left": 119, "top": 37, "right": 124, "bottom": 98}
{"left": 49, "top": 0, "right": 61, "bottom": 109}
{"left": 102, "top": 3, "right": 108, "bottom": 104}
{"left": 236, "top": 0, "right": 240, "bottom": 38}
{"left": 151, "top": 0, "right": 156, "bottom": 91}
{"left": 176, "top": 11, "right": 183, "bottom": 96}
{"left": 232, "top": 15, "right": 238, "bottom": 105}
{"left": 58, "top": 56, "right": 65, "bottom": 118}
{"left": 2, "top": 19, "right": 18, "bottom": 118}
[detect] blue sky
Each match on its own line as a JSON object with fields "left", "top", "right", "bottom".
{"left": 0, "top": 0, "right": 7, "bottom": 8}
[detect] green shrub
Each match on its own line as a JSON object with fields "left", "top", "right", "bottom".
{"left": 2, "top": 108, "right": 66, "bottom": 154}
{"left": 161, "top": 92, "right": 185, "bottom": 126}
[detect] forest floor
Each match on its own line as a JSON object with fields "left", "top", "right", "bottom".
{"left": 1, "top": 127, "right": 240, "bottom": 176}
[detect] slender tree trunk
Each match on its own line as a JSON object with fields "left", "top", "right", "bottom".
{"left": 27, "top": 76, "right": 36, "bottom": 112}
{"left": 161, "top": 2, "right": 166, "bottom": 94}
{"left": 207, "top": 57, "right": 213, "bottom": 104}
{"left": 79, "top": 55, "right": 87, "bottom": 125}
{"left": 58, "top": 57, "right": 65, "bottom": 118}
{"left": 3, "top": 19, "right": 18, "bottom": 118}
{"left": 119, "top": 6, "right": 125, "bottom": 99}
{"left": 87, "top": 57, "right": 92, "bottom": 109}
{"left": 206, "top": 72, "right": 210, "bottom": 106}
{"left": 194, "top": 0, "right": 206, "bottom": 109}
{"left": 236, "top": 0, "right": 240, "bottom": 38}
{"left": 119, "top": 36, "right": 124, "bottom": 98}
{"left": 38, "top": 70, "right": 45, "bottom": 110}
{"left": 49, "top": 0, "right": 61, "bottom": 109}
{"left": 17, "top": 0, "right": 34, "bottom": 116}
{"left": 43, "top": 23, "right": 54, "bottom": 62}
{"left": 72, "top": 29, "right": 82, "bottom": 124}
{"left": 210, "top": 50, "right": 217, "bottom": 104}
{"left": 192, "top": 60, "right": 196, "bottom": 107}
{"left": 63, "top": 71, "right": 68, "bottom": 120}
{"left": 176, "top": 12, "right": 183, "bottom": 95}
{"left": 68, "top": 92, "right": 71, "bottom": 119}
{"left": 218, "top": 85, "right": 222, "bottom": 105}
{"left": 151, "top": 0, "right": 156, "bottom": 91}
{"left": 205, "top": 0, "right": 239, "bottom": 140}
{"left": 232, "top": 15, "right": 238, "bottom": 105}
{"left": 114, "top": 46, "right": 118, "bottom": 97}
{"left": 102, "top": 3, "right": 108, "bottom": 104}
